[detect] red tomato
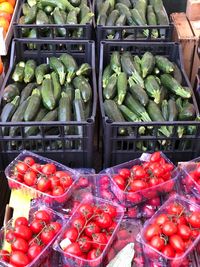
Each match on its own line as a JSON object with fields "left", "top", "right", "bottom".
{"left": 52, "top": 186, "right": 65, "bottom": 196}
{"left": 27, "top": 244, "right": 43, "bottom": 260}
{"left": 14, "top": 217, "right": 28, "bottom": 227}
{"left": 84, "top": 221, "right": 100, "bottom": 237}
{"left": 23, "top": 170, "right": 37, "bottom": 186}
{"left": 150, "top": 236, "right": 165, "bottom": 251}
{"left": 34, "top": 210, "right": 51, "bottom": 223}
{"left": 176, "top": 216, "right": 187, "bottom": 225}
{"left": 162, "top": 221, "right": 177, "bottom": 236}
{"left": 6, "top": 229, "right": 15, "bottom": 243}
{"left": 167, "top": 203, "right": 184, "bottom": 215}
{"left": 40, "top": 228, "right": 55, "bottom": 245}
{"left": 11, "top": 238, "right": 29, "bottom": 253}
{"left": 31, "top": 163, "right": 42, "bottom": 173}
{"left": 55, "top": 171, "right": 70, "bottom": 178}
{"left": 113, "top": 175, "right": 125, "bottom": 190}
{"left": 30, "top": 219, "right": 45, "bottom": 234}
{"left": 148, "top": 177, "right": 160, "bottom": 187}
{"left": 49, "top": 221, "right": 61, "bottom": 234}
{"left": 49, "top": 175, "right": 60, "bottom": 187}
{"left": 78, "top": 235, "right": 92, "bottom": 252}
{"left": 72, "top": 217, "right": 86, "bottom": 231}
{"left": 78, "top": 204, "right": 93, "bottom": 219}
{"left": 155, "top": 214, "right": 169, "bottom": 226}
{"left": 0, "top": 250, "right": 10, "bottom": 262}
{"left": 60, "top": 174, "right": 73, "bottom": 188}
{"left": 188, "top": 211, "right": 200, "bottom": 228}
{"left": 191, "top": 229, "right": 199, "bottom": 239}
{"left": 23, "top": 157, "right": 35, "bottom": 166}
{"left": 64, "top": 243, "right": 82, "bottom": 257}
{"left": 42, "top": 163, "right": 56, "bottom": 175}
{"left": 144, "top": 224, "right": 161, "bottom": 241}
{"left": 107, "top": 221, "right": 117, "bottom": 234}
{"left": 177, "top": 224, "right": 191, "bottom": 240}
{"left": 169, "top": 235, "right": 185, "bottom": 252}
{"left": 163, "top": 163, "right": 174, "bottom": 172}
{"left": 152, "top": 167, "right": 165, "bottom": 178}
{"left": 10, "top": 251, "right": 30, "bottom": 266}
{"left": 37, "top": 177, "right": 51, "bottom": 192}
{"left": 130, "top": 180, "right": 147, "bottom": 192}
{"left": 162, "top": 244, "right": 175, "bottom": 258}
{"left": 150, "top": 152, "right": 161, "bottom": 162}
{"left": 87, "top": 249, "right": 101, "bottom": 266}
{"left": 63, "top": 228, "right": 78, "bottom": 242}
{"left": 118, "top": 168, "right": 130, "bottom": 179}
{"left": 101, "top": 204, "right": 117, "bottom": 217}
{"left": 95, "top": 212, "right": 112, "bottom": 228}
{"left": 132, "top": 166, "right": 147, "bottom": 179}
{"left": 92, "top": 233, "right": 107, "bottom": 250}
{"left": 14, "top": 225, "right": 32, "bottom": 241}
{"left": 16, "top": 162, "right": 29, "bottom": 174}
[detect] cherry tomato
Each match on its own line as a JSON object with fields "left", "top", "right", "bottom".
{"left": 132, "top": 166, "right": 147, "bottom": 179}
{"left": 101, "top": 204, "right": 117, "bottom": 217}
{"left": 95, "top": 212, "right": 112, "bottom": 228}
{"left": 23, "top": 170, "right": 37, "bottom": 186}
{"left": 144, "top": 224, "right": 161, "bottom": 241}
{"left": 162, "top": 244, "right": 175, "bottom": 258}
{"left": 152, "top": 167, "right": 165, "bottom": 178}
{"left": 40, "top": 228, "right": 55, "bottom": 245}
{"left": 118, "top": 168, "right": 130, "bottom": 179}
{"left": 34, "top": 210, "right": 51, "bottom": 223}
{"left": 176, "top": 216, "right": 187, "bottom": 225}
{"left": 92, "top": 233, "right": 107, "bottom": 250}
{"left": 177, "top": 224, "right": 191, "bottom": 240}
{"left": 30, "top": 219, "right": 45, "bottom": 234}
{"left": 0, "top": 250, "right": 10, "bottom": 262}
{"left": 150, "top": 236, "right": 165, "bottom": 251}
{"left": 78, "top": 204, "right": 93, "bottom": 219}
{"left": 169, "top": 235, "right": 185, "bottom": 252}
{"left": 14, "top": 225, "right": 33, "bottom": 241}
{"left": 78, "top": 235, "right": 92, "bottom": 252}
{"left": 10, "top": 251, "right": 30, "bottom": 267}
{"left": 107, "top": 221, "right": 117, "bottom": 234}
{"left": 150, "top": 152, "right": 161, "bottom": 162}
{"left": 162, "top": 221, "right": 177, "bottom": 236}
{"left": 148, "top": 177, "right": 160, "bottom": 187}
{"left": 52, "top": 186, "right": 65, "bottom": 196}
{"left": 113, "top": 175, "right": 125, "bottom": 190}
{"left": 31, "top": 163, "right": 42, "bottom": 173}
{"left": 37, "top": 177, "right": 51, "bottom": 192}
{"left": 64, "top": 243, "right": 82, "bottom": 257}
{"left": 163, "top": 163, "right": 174, "bottom": 172}
{"left": 167, "top": 203, "right": 184, "bottom": 215}
{"left": 63, "top": 228, "right": 78, "bottom": 242}
{"left": 42, "top": 163, "right": 56, "bottom": 175}
{"left": 87, "top": 249, "right": 101, "bottom": 266}
{"left": 23, "top": 157, "right": 35, "bottom": 166}
{"left": 188, "top": 211, "right": 200, "bottom": 228}
{"left": 191, "top": 229, "right": 199, "bottom": 239}
{"left": 16, "top": 162, "right": 29, "bottom": 174}
{"left": 84, "top": 221, "right": 100, "bottom": 237}
{"left": 155, "top": 214, "right": 169, "bottom": 226}
{"left": 11, "top": 238, "right": 29, "bottom": 253}
{"left": 49, "top": 221, "right": 61, "bottom": 234}
{"left": 60, "top": 174, "right": 73, "bottom": 189}
{"left": 130, "top": 180, "right": 147, "bottom": 192}
{"left": 72, "top": 217, "right": 86, "bottom": 231}
{"left": 6, "top": 230, "right": 15, "bottom": 243}
{"left": 27, "top": 244, "right": 43, "bottom": 260}
{"left": 14, "top": 217, "right": 28, "bottom": 227}
{"left": 49, "top": 175, "right": 60, "bottom": 187}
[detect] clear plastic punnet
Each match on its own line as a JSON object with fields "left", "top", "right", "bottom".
{"left": 104, "top": 152, "right": 178, "bottom": 207}
{"left": 5, "top": 150, "right": 80, "bottom": 207}
{"left": 0, "top": 205, "right": 65, "bottom": 267}
{"left": 53, "top": 195, "right": 124, "bottom": 267}
{"left": 137, "top": 194, "right": 200, "bottom": 267}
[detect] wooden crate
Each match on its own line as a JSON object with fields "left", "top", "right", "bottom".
{"left": 190, "top": 20, "right": 200, "bottom": 85}
{"left": 186, "top": 0, "right": 200, "bottom": 21}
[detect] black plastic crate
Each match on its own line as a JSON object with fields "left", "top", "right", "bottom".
{"left": 99, "top": 41, "right": 200, "bottom": 168}
{"left": 0, "top": 39, "right": 97, "bottom": 168}
{"left": 13, "top": 0, "right": 94, "bottom": 40}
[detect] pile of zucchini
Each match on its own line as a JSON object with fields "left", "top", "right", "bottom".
{"left": 96, "top": 0, "right": 169, "bottom": 39}
{"left": 19, "top": 0, "right": 94, "bottom": 38}
{"left": 102, "top": 50, "right": 199, "bottom": 141}
{"left": 1, "top": 54, "right": 93, "bottom": 138}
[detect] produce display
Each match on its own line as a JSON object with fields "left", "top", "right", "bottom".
{"left": 17, "top": 0, "right": 94, "bottom": 38}
{"left": 0, "top": 53, "right": 93, "bottom": 138}
{"left": 96, "top": 0, "right": 169, "bottom": 39}
{"left": 0, "top": 0, "right": 16, "bottom": 35}
{"left": 139, "top": 195, "right": 200, "bottom": 266}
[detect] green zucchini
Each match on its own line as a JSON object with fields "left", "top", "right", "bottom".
{"left": 103, "top": 73, "right": 117, "bottom": 100}
{"left": 168, "top": 99, "right": 178, "bottom": 121}
{"left": 116, "top": 3, "right": 134, "bottom": 25}
{"left": 75, "top": 12, "right": 94, "bottom": 37}
{"left": 80, "top": 4, "right": 90, "bottom": 21}
{"left": 121, "top": 52, "right": 135, "bottom": 76}
{"left": 160, "top": 86, "right": 168, "bottom": 103}
{"left": 69, "top": 0, "right": 80, "bottom": 7}
{"left": 66, "top": 9, "right": 79, "bottom": 24}
{"left": 19, "top": 16, "right": 29, "bottom": 37}
{"left": 60, "top": 53, "right": 78, "bottom": 83}
{"left": 117, "top": 72, "right": 127, "bottom": 105}
{"left": 173, "top": 63, "right": 182, "bottom": 84}
{"left": 111, "top": 51, "right": 121, "bottom": 75}
{"left": 38, "top": 0, "right": 75, "bottom": 11}
{"left": 97, "top": 14, "right": 107, "bottom": 25}
{"left": 12, "top": 62, "right": 25, "bottom": 83}
{"left": 35, "top": 63, "right": 49, "bottom": 85}
{"left": 98, "top": 0, "right": 110, "bottom": 16}
{"left": 44, "top": 5, "right": 54, "bottom": 14}
{"left": 118, "top": 104, "right": 138, "bottom": 122}
{"left": 20, "top": 82, "right": 37, "bottom": 104}
{"left": 53, "top": 7, "right": 66, "bottom": 37}
{"left": 62, "top": 83, "right": 75, "bottom": 103}
{"left": 49, "top": 57, "right": 66, "bottom": 85}
{"left": 155, "top": 56, "right": 174, "bottom": 73}
{"left": 73, "top": 76, "right": 92, "bottom": 102}
{"left": 135, "top": 0, "right": 147, "bottom": 23}
{"left": 161, "top": 100, "right": 169, "bottom": 121}
{"left": 115, "top": 14, "right": 126, "bottom": 26}
{"left": 22, "top": 3, "right": 31, "bottom": 15}
{"left": 102, "top": 64, "right": 113, "bottom": 88}
{"left": 128, "top": 78, "right": 149, "bottom": 106}
{"left": 131, "top": 9, "right": 149, "bottom": 36}
{"left": 116, "top": 0, "right": 132, "bottom": 8}
{"left": 25, "top": 108, "right": 48, "bottom": 136}
{"left": 145, "top": 75, "right": 161, "bottom": 104}
{"left": 141, "top": 52, "right": 155, "bottom": 78}
{"left": 76, "top": 63, "right": 91, "bottom": 77}
{"left": 41, "top": 75, "right": 56, "bottom": 110}
{"left": 24, "top": 89, "right": 41, "bottom": 121}
{"left": 147, "top": 5, "right": 159, "bottom": 38}
{"left": 24, "top": 60, "right": 36, "bottom": 83}
{"left": 154, "top": 7, "right": 169, "bottom": 25}
{"left": 179, "top": 102, "right": 196, "bottom": 121}
{"left": 27, "top": 29, "right": 37, "bottom": 49}
{"left": 108, "top": 0, "right": 115, "bottom": 11}
{"left": 3, "top": 83, "right": 20, "bottom": 102}
{"left": 24, "top": 4, "right": 37, "bottom": 24}
{"left": 106, "top": 10, "right": 120, "bottom": 37}
{"left": 133, "top": 55, "right": 142, "bottom": 76}
{"left": 51, "top": 72, "right": 61, "bottom": 103}
{"left": 73, "top": 89, "right": 85, "bottom": 137}
{"left": 40, "top": 109, "right": 58, "bottom": 135}
{"left": 58, "top": 92, "right": 71, "bottom": 134}
{"left": 1, "top": 96, "right": 20, "bottom": 122}
{"left": 36, "top": 9, "right": 49, "bottom": 25}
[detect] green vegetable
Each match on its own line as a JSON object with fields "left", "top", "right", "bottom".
{"left": 49, "top": 57, "right": 66, "bottom": 85}
{"left": 128, "top": 78, "right": 149, "bottom": 106}
{"left": 145, "top": 75, "right": 161, "bottom": 104}
{"left": 131, "top": 9, "right": 149, "bottom": 36}
{"left": 133, "top": 55, "right": 142, "bottom": 76}
{"left": 66, "top": 9, "right": 79, "bottom": 24}
{"left": 147, "top": 5, "right": 159, "bottom": 38}
{"left": 161, "top": 100, "right": 169, "bottom": 121}
{"left": 103, "top": 64, "right": 113, "bottom": 88}
{"left": 12, "top": 62, "right": 25, "bottom": 82}
{"left": 24, "top": 89, "right": 41, "bottom": 121}
{"left": 73, "top": 76, "right": 92, "bottom": 103}
{"left": 179, "top": 102, "right": 196, "bottom": 121}
{"left": 76, "top": 63, "right": 91, "bottom": 76}
{"left": 24, "top": 60, "right": 36, "bottom": 83}
{"left": 20, "top": 83, "right": 37, "bottom": 104}
{"left": 62, "top": 83, "right": 75, "bottom": 103}
{"left": 116, "top": 3, "right": 134, "bottom": 25}
{"left": 53, "top": 7, "right": 66, "bottom": 37}
{"left": 141, "top": 52, "right": 155, "bottom": 78}
{"left": 117, "top": 72, "right": 127, "bottom": 105}
{"left": 135, "top": 0, "right": 147, "bottom": 23}
{"left": 103, "top": 73, "right": 117, "bottom": 100}
{"left": 118, "top": 104, "right": 138, "bottom": 122}
{"left": 0, "top": 96, "right": 20, "bottom": 123}
{"left": 60, "top": 53, "right": 78, "bottom": 83}
{"left": 24, "top": 4, "right": 37, "bottom": 24}
{"left": 41, "top": 75, "right": 56, "bottom": 110}
{"left": 58, "top": 92, "right": 71, "bottom": 134}
{"left": 111, "top": 51, "right": 121, "bottom": 75}
{"left": 25, "top": 108, "right": 48, "bottom": 136}
{"left": 35, "top": 64, "right": 49, "bottom": 85}
{"left": 3, "top": 83, "right": 20, "bottom": 102}
{"left": 51, "top": 72, "right": 61, "bottom": 103}
{"left": 155, "top": 56, "right": 174, "bottom": 73}
{"left": 36, "top": 9, "right": 49, "bottom": 25}
{"left": 173, "top": 63, "right": 182, "bottom": 84}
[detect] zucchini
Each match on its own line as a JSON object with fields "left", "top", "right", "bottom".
{"left": 58, "top": 92, "right": 71, "bottom": 134}
{"left": 173, "top": 63, "right": 182, "bottom": 84}
{"left": 62, "top": 83, "right": 75, "bottom": 103}
{"left": 155, "top": 56, "right": 174, "bottom": 73}
{"left": 44, "top": 5, "right": 54, "bottom": 14}
{"left": 160, "top": 86, "right": 168, "bottom": 103}
{"left": 118, "top": 104, "right": 138, "bottom": 122}
{"left": 27, "top": 29, "right": 37, "bottom": 49}
{"left": 40, "top": 109, "right": 58, "bottom": 134}
{"left": 110, "top": 51, "right": 121, "bottom": 75}
{"left": 25, "top": 108, "right": 48, "bottom": 136}
{"left": 53, "top": 7, "right": 66, "bottom": 37}
{"left": 106, "top": 10, "right": 120, "bottom": 37}
{"left": 154, "top": 7, "right": 169, "bottom": 25}
{"left": 161, "top": 100, "right": 169, "bottom": 121}
{"left": 115, "top": 14, "right": 126, "bottom": 26}
{"left": 76, "top": 63, "right": 91, "bottom": 76}
{"left": 20, "top": 82, "right": 37, "bottom": 104}
{"left": 22, "top": 3, "right": 31, "bottom": 16}
{"left": 160, "top": 74, "right": 191, "bottom": 99}
{"left": 124, "top": 93, "right": 151, "bottom": 122}
{"left": 116, "top": 3, "right": 134, "bottom": 25}
{"left": 41, "top": 75, "right": 56, "bottom": 110}
{"left": 131, "top": 9, "right": 149, "bottom": 36}
{"left": 19, "top": 16, "right": 29, "bottom": 37}
{"left": 103, "top": 64, "right": 113, "bottom": 88}
{"left": 24, "top": 89, "right": 41, "bottom": 121}
{"left": 133, "top": 55, "right": 142, "bottom": 76}
{"left": 128, "top": 78, "right": 149, "bottom": 106}
{"left": 3, "top": 83, "right": 20, "bottom": 102}
{"left": 49, "top": 57, "right": 66, "bottom": 85}
{"left": 24, "top": 4, "right": 37, "bottom": 24}
{"left": 98, "top": 0, "right": 110, "bottom": 16}
{"left": 51, "top": 72, "right": 61, "bottom": 103}
{"left": 121, "top": 52, "right": 135, "bottom": 76}
{"left": 60, "top": 53, "right": 78, "bottom": 83}
{"left": 12, "top": 62, "right": 25, "bottom": 83}
{"left": 36, "top": 9, "right": 49, "bottom": 25}
{"left": 141, "top": 52, "right": 155, "bottom": 78}
{"left": 75, "top": 12, "right": 94, "bottom": 37}
{"left": 73, "top": 89, "right": 85, "bottom": 136}
{"left": 80, "top": 4, "right": 90, "bottom": 21}
{"left": 38, "top": 0, "right": 75, "bottom": 11}
{"left": 97, "top": 14, "right": 107, "bottom": 26}
{"left": 147, "top": 5, "right": 159, "bottom": 38}
{"left": 35, "top": 63, "right": 49, "bottom": 85}
{"left": 179, "top": 102, "right": 196, "bottom": 121}
{"left": 24, "top": 59, "right": 36, "bottom": 83}
{"left": 145, "top": 75, "right": 161, "bottom": 104}
{"left": 135, "top": 0, "right": 147, "bottom": 23}
{"left": 1, "top": 96, "right": 20, "bottom": 122}
{"left": 103, "top": 73, "right": 117, "bottom": 100}
{"left": 73, "top": 76, "right": 92, "bottom": 103}
{"left": 116, "top": 0, "right": 132, "bottom": 8}
{"left": 69, "top": 0, "right": 80, "bottom": 7}
{"left": 117, "top": 72, "right": 127, "bottom": 105}
{"left": 168, "top": 99, "right": 178, "bottom": 121}
{"left": 66, "top": 9, "right": 79, "bottom": 24}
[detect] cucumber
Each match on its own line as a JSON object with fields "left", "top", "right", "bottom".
{"left": 24, "top": 89, "right": 41, "bottom": 121}
{"left": 161, "top": 100, "right": 169, "bottom": 121}
{"left": 24, "top": 60, "right": 36, "bottom": 83}
{"left": 73, "top": 76, "right": 92, "bottom": 102}
{"left": 103, "top": 64, "right": 113, "bottom": 88}
{"left": 115, "top": 3, "right": 134, "bottom": 25}
{"left": 41, "top": 75, "right": 56, "bottom": 110}
{"left": 128, "top": 78, "right": 149, "bottom": 106}
{"left": 103, "top": 73, "right": 117, "bottom": 100}
{"left": 58, "top": 92, "right": 71, "bottom": 134}
{"left": 76, "top": 63, "right": 91, "bottom": 76}
{"left": 141, "top": 52, "right": 155, "bottom": 78}
{"left": 173, "top": 63, "right": 182, "bottom": 84}
{"left": 160, "top": 74, "right": 191, "bottom": 99}
{"left": 179, "top": 102, "right": 196, "bottom": 121}
{"left": 116, "top": 0, "right": 132, "bottom": 8}
{"left": 1, "top": 96, "right": 20, "bottom": 122}
{"left": 24, "top": 4, "right": 37, "bottom": 24}
{"left": 66, "top": 9, "right": 79, "bottom": 24}
{"left": 124, "top": 93, "right": 151, "bottom": 122}
{"left": 106, "top": 10, "right": 120, "bottom": 37}
{"left": 36, "top": 9, "right": 49, "bottom": 25}
{"left": 25, "top": 108, "right": 48, "bottom": 136}
{"left": 168, "top": 99, "right": 178, "bottom": 121}
{"left": 115, "top": 14, "right": 126, "bottom": 26}
{"left": 155, "top": 56, "right": 174, "bottom": 73}
{"left": 117, "top": 72, "right": 127, "bottom": 105}
{"left": 12, "top": 62, "right": 25, "bottom": 83}
{"left": 49, "top": 57, "right": 66, "bottom": 85}
{"left": 135, "top": 0, "right": 147, "bottom": 23}
{"left": 60, "top": 53, "right": 78, "bottom": 83}
{"left": 110, "top": 51, "right": 121, "bottom": 75}
{"left": 133, "top": 55, "right": 142, "bottom": 76}
{"left": 118, "top": 104, "right": 138, "bottom": 122}
{"left": 3, "top": 83, "right": 20, "bottom": 102}
{"left": 53, "top": 7, "right": 66, "bottom": 37}
{"left": 62, "top": 83, "right": 75, "bottom": 103}
{"left": 51, "top": 72, "right": 61, "bottom": 103}
{"left": 131, "top": 9, "right": 149, "bottom": 36}
{"left": 145, "top": 75, "right": 161, "bottom": 104}
{"left": 147, "top": 5, "right": 159, "bottom": 38}
{"left": 20, "top": 82, "right": 37, "bottom": 104}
